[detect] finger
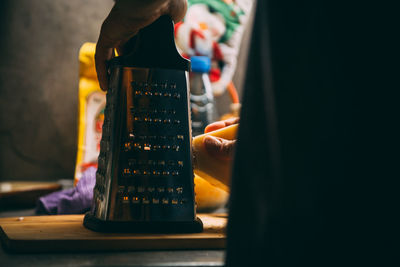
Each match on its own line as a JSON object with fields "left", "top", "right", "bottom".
{"left": 203, "top": 136, "right": 236, "bottom": 160}
{"left": 117, "top": 30, "right": 139, "bottom": 56}
{"left": 95, "top": 8, "right": 139, "bottom": 91}
{"left": 204, "top": 121, "right": 227, "bottom": 133}
{"left": 95, "top": 44, "right": 114, "bottom": 91}
{"left": 167, "top": 0, "right": 188, "bottom": 23}
{"left": 95, "top": 12, "right": 120, "bottom": 91}
{"left": 204, "top": 117, "right": 240, "bottom": 133}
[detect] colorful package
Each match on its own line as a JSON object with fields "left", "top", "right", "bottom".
{"left": 74, "top": 43, "right": 106, "bottom": 185}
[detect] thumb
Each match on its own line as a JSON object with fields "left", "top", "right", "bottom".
{"left": 203, "top": 136, "right": 236, "bottom": 160}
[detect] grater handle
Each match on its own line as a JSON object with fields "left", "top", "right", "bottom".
{"left": 115, "top": 15, "right": 190, "bottom": 71}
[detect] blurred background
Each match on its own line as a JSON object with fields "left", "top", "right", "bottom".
{"left": 0, "top": 0, "right": 253, "bottom": 183}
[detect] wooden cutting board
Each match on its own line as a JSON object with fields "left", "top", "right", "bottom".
{"left": 0, "top": 181, "right": 62, "bottom": 209}
{"left": 0, "top": 213, "right": 226, "bottom": 253}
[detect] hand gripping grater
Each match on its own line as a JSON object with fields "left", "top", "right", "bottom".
{"left": 83, "top": 16, "right": 203, "bottom": 233}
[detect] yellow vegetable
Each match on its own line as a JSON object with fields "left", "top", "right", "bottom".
{"left": 194, "top": 174, "right": 229, "bottom": 212}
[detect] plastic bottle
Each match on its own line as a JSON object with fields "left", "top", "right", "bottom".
{"left": 189, "top": 56, "right": 215, "bottom": 136}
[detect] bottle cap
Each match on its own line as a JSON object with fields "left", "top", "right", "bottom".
{"left": 190, "top": 56, "right": 211, "bottom": 73}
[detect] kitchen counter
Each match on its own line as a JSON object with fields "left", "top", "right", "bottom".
{"left": 0, "top": 208, "right": 225, "bottom": 267}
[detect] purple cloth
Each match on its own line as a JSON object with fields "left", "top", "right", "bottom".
{"left": 36, "top": 167, "right": 97, "bottom": 215}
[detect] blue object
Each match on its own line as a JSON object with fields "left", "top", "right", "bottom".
{"left": 190, "top": 56, "right": 211, "bottom": 73}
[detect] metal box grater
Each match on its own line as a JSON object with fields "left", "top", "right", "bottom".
{"left": 83, "top": 16, "right": 203, "bottom": 233}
